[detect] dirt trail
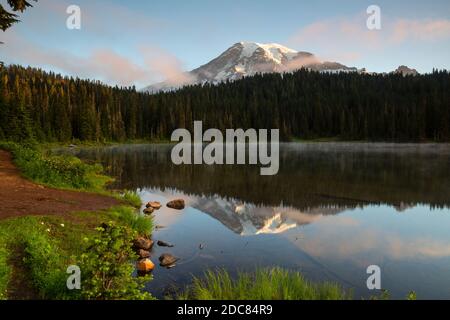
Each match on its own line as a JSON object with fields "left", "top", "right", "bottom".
{"left": 0, "top": 150, "right": 120, "bottom": 220}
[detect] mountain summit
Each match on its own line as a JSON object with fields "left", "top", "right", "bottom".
{"left": 144, "top": 42, "right": 358, "bottom": 92}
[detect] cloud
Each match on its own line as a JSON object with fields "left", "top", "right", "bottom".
{"left": 288, "top": 14, "right": 450, "bottom": 65}
{"left": 295, "top": 215, "right": 450, "bottom": 260}
{"left": 140, "top": 46, "right": 196, "bottom": 86}
{"left": 0, "top": 0, "right": 184, "bottom": 88}
{"left": 391, "top": 19, "right": 450, "bottom": 43}
{"left": 21, "top": 0, "right": 162, "bottom": 38}
{"left": 1, "top": 30, "right": 190, "bottom": 88}
{"left": 288, "top": 15, "right": 382, "bottom": 64}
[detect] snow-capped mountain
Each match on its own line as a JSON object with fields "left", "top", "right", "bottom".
{"left": 144, "top": 42, "right": 358, "bottom": 92}
{"left": 188, "top": 195, "right": 345, "bottom": 236}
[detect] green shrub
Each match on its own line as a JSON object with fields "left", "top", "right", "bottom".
{"left": 79, "top": 222, "right": 153, "bottom": 300}
{"left": 180, "top": 268, "right": 352, "bottom": 300}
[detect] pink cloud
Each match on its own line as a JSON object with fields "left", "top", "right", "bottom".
{"left": 391, "top": 19, "right": 450, "bottom": 43}
{"left": 140, "top": 46, "right": 196, "bottom": 86}
{"left": 288, "top": 14, "right": 450, "bottom": 65}
{"left": 1, "top": 30, "right": 189, "bottom": 88}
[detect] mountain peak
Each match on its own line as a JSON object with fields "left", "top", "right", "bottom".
{"left": 144, "top": 41, "right": 358, "bottom": 92}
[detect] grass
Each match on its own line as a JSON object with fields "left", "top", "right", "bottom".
{"left": 179, "top": 268, "right": 352, "bottom": 300}
{"left": 119, "top": 191, "right": 142, "bottom": 208}
{"left": 0, "top": 141, "right": 112, "bottom": 192}
{"left": 0, "top": 207, "right": 154, "bottom": 299}
{"left": 0, "top": 216, "right": 77, "bottom": 299}
{"left": 0, "top": 141, "right": 153, "bottom": 299}
{"left": 106, "top": 206, "right": 153, "bottom": 236}
{"left": 0, "top": 237, "right": 10, "bottom": 300}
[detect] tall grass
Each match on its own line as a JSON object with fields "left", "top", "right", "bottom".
{"left": 120, "top": 191, "right": 142, "bottom": 208}
{"left": 180, "top": 268, "right": 352, "bottom": 300}
{"left": 106, "top": 206, "right": 153, "bottom": 236}
{"left": 0, "top": 142, "right": 111, "bottom": 191}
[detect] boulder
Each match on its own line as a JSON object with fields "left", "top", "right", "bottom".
{"left": 159, "top": 253, "right": 179, "bottom": 268}
{"left": 138, "top": 249, "right": 151, "bottom": 259}
{"left": 166, "top": 199, "right": 185, "bottom": 210}
{"left": 157, "top": 240, "right": 174, "bottom": 248}
{"left": 146, "top": 201, "right": 162, "bottom": 210}
{"left": 133, "top": 237, "right": 154, "bottom": 251}
{"left": 143, "top": 207, "right": 154, "bottom": 215}
{"left": 136, "top": 258, "right": 155, "bottom": 272}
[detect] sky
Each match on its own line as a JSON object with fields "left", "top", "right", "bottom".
{"left": 1, "top": 0, "right": 450, "bottom": 89}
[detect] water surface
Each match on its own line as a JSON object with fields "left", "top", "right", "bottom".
{"left": 65, "top": 143, "right": 450, "bottom": 299}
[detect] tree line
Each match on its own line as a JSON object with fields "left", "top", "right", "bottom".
{"left": 0, "top": 64, "right": 449, "bottom": 142}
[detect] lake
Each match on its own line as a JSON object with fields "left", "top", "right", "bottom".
{"left": 63, "top": 143, "right": 450, "bottom": 299}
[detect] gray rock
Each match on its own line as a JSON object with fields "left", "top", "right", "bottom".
{"left": 157, "top": 240, "right": 174, "bottom": 248}
{"left": 159, "top": 253, "right": 179, "bottom": 268}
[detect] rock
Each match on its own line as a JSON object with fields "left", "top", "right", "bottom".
{"left": 133, "top": 237, "right": 154, "bottom": 251}
{"left": 146, "top": 201, "right": 162, "bottom": 210}
{"left": 143, "top": 207, "right": 154, "bottom": 215}
{"left": 138, "top": 249, "right": 151, "bottom": 259}
{"left": 166, "top": 199, "right": 185, "bottom": 210}
{"left": 159, "top": 253, "right": 179, "bottom": 268}
{"left": 136, "top": 258, "right": 155, "bottom": 272}
{"left": 157, "top": 240, "right": 174, "bottom": 248}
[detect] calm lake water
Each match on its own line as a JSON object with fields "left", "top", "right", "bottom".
{"left": 64, "top": 143, "right": 450, "bottom": 299}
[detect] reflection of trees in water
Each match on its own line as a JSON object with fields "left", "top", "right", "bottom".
{"left": 73, "top": 144, "right": 450, "bottom": 210}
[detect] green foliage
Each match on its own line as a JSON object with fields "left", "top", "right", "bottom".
{"left": 0, "top": 217, "right": 78, "bottom": 299}
{"left": 180, "top": 268, "right": 352, "bottom": 300}
{"left": 1, "top": 65, "right": 449, "bottom": 143}
{"left": 407, "top": 291, "right": 417, "bottom": 300}
{"left": 0, "top": 237, "right": 10, "bottom": 300}
{"left": 0, "top": 142, "right": 111, "bottom": 191}
{"left": 107, "top": 206, "right": 153, "bottom": 236}
{"left": 120, "top": 190, "right": 142, "bottom": 208}
{"left": 79, "top": 222, "right": 153, "bottom": 300}
{"left": 0, "top": 211, "right": 154, "bottom": 300}
{"left": 21, "top": 221, "right": 77, "bottom": 299}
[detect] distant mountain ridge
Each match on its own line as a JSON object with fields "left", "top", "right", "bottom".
{"left": 143, "top": 42, "right": 359, "bottom": 92}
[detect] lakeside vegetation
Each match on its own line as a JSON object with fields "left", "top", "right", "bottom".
{"left": 0, "top": 141, "right": 111, "bottom": 192}
{"left": 179, "top": 268, "right": 352, "bottom": 300}
{"left": 0, "top": 142, "right": 154, "bottom": 300}
{"left": 0, "top": 210, "right": 153, "bottom": 299}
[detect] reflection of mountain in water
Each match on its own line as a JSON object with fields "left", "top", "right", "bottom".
{"left": 191, "top": 196, "right": 344, "bottom": 235}
{"left": 147, "top": 188, "right": 346, "bottom": 235}
{"left": 60, "top": 143, "right": 450, "bottom": 211}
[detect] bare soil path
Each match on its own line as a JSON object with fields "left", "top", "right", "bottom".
{"left": 0, "top": 150, "right": 120, "bottom": 220}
